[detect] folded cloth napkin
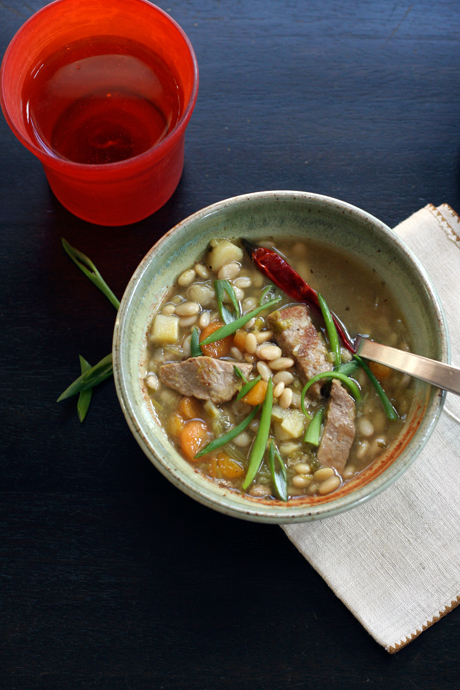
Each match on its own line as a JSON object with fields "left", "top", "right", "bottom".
{"left": 283, "top": 204, "right": 460, "bottom": 653}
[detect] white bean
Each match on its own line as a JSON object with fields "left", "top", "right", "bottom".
{"left": 187, "top": 284, "right": 214, "bottom": 306}
{"left": 145, "top": 373, "right": 159, "bottom": 391}
{"left": 243, "top": 297, "right": 258, "bottom": 312}
{"left": 175, "top": 300, "right": 200, "bottom": 316}
{"left": 313, "top": 467, "right": 334, "bottom": 482}
{"left": 230, "top": 346, "right": 243, "bottom": 361}
{"left": 342, "top": 465, "right": 355, "bottom": 479}
{"left": 233, "top": 276, "right": 252, "bottom": 289}
{"left": 273, "top": 371, "right": 294, "bottom": 385}
{"left": 245, "top": 332, "right": 257, "bottom": 354}
{"left": 243, "top": 318, "right": 256, "bottom": 330}
{"left": 291, "top": 475, "right": 311, "bottom": 488}
{"left": 258, "top": 344, "right": 283, "bottom": 361}
{"left": 256, "top": 361, "right": 272, "bottom": 381}
{"left": 162, "top": 303, "right": 176, "bottom": 315}
{"left": 179, "top": 314, "right": 198, "bottom": 328}
{"left": 217, "top": 261, "right": 240, "bottom": 281}
{"left": 358, "top": 417, "right": 374, "bottom": 437}
{"left": 255, "top": 330, "right": 273, "bottom": 344}
{"left": 273, "top": 382, "right": 285, "bottom": 398}
{"left": 198, "top": 311, "right": 211, "bottom": 329}
{"left": 244, "top": 353, "right": 255, "bottom": 363}
{"left": 194, "top": 262, "right": 210, "bottom": 279}
{"left": 294, "top": 462, "right": 311, "bottom": 474}
{"left": 233, "top": 432, "right": 252, "bottom": 447}
{"left": 356, "top": 441, "right": 370, "bottom": 460}
{"left": 177, "top": 268, "right": 196, "bottom": 286}
{"left": 279, "top": 388, "right": 293, "bottom": 409}
{"left": 182, "top": 335, "right": 191, "bottom": 358}
{"left": 269, "top": 357, "right": 295, "bottom": 371}
{"left": 318, "top": 476, "right": 341, "bottom": 495}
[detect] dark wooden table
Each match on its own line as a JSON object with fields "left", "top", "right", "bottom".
{"left": 1, "top": 1, "right": 459, "bottom": 687}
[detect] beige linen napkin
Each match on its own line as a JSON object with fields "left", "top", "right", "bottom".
{"left": 283, "top": 204, "right": 460, "bottom": 653}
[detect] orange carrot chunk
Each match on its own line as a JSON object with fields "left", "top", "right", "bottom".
{"left": 180, "top": 420, "right": 211, "bottom": 461}
{"left": 241, "top": 379, "right": 268, "bottom": 406}
{"left": 199, "top": 320, "right": 233, "bottom": 358}
{"left": 369, "top": 361, "right": 392, "bottom": 382}
{"left": 177, "top": 396, "right": 203, "bottom": 420}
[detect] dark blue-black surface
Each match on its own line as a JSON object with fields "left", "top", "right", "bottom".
{"left": 1, "top": 1, "right": 459, "bottom": 688}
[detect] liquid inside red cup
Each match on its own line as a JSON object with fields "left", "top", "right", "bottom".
{"left": 0, "top": 0, "right": 199, "bottom": 226}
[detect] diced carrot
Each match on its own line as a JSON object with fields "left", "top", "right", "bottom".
{"left": 207, "top": 452, "right": 245, "bottom": 480}
{"left": 233, "top": 328, "right": 247, "bottom": 352}
{"left": 199, "top": 320, "right": 233, "bottom": 358}
{"left": 168, "top": 412, "right": 186, "bottom": 438}
{"left": 216, "top": 452, "right": 245, "bottom": 479}
{"left": 207, "top": 456, "right": 220, "bottom": 478}
{"left": 369, "top": 361, "right": 392, "bottom": 382}
{"left": 179, "top": 419, "right": 210, "bottom": 461}
{"left": 241, "top": 379, "right": 268, "bottom": 405}
{"left": 177, "top": 396, "right": 203, "bottom": 420}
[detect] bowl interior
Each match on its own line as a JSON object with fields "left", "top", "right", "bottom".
{"left": 113, "top": 191, "right": 447, "bottom": 523}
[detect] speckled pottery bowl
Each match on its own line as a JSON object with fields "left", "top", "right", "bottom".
{"left": 113, "top": 191, "right": 448, "bottom": 523}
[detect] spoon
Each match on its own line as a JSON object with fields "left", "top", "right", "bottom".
{"left": 356, "top": 337, "right": 460, "bottom": 396}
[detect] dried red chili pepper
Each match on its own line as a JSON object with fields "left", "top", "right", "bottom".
{"left": 242, "top": 239, "right": 356, "bottom": 353}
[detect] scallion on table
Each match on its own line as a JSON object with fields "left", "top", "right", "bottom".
{"left": 77, "top": 355, "right": 93, "bottom": 423}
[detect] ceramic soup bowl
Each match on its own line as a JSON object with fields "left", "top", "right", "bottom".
{"left": 113, "top": 191, "right": 447, "bottom": 523}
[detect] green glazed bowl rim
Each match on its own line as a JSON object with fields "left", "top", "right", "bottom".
{"left": 113, "top": 191, "right": 448, "bottom": 523}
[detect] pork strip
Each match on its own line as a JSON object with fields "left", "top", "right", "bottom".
{"left": 159, "top": 357, "right": 253, "bottom": 404}
{"left": 317, "top": 379, "right": 356, "bottom": 473}
{"left": 267, "top": 305, "right": 332, "bottom": 398}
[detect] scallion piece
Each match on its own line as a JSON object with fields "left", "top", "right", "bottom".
{"left": 190, "top": 327, "right": 202, "bottom": 357}
{"left": 236, "top": 375, "right": 262, "bottom": 401}
{"left": 194, "top": 405, "right": 260, "bottom": 459}
{"left": 318, "top": 293, "right": 341, "bottom": 367}
{"left": 234, "top": 366, "right": 248, "bottom": 384}
{"left": 214, "top": 280, "right": 241, "bottom": 324}
{"left": 268, "top": 440, "right": 288, "bottom": 501}
{"left": 200, "top": 296, "right": 282, "bottom": 346}
{"left": 304, "top": 407, "right": 324, "bottom": 446}
{"left": 300, "top": 371, "right": 361, "bottom": 418}
{"left": 62, "top": 238, "right": 120, "bottom": 311}
{"left": 77, "top": 355, "right": 93, "bottom": 423}
{"left": 242, "top": 377, "right": 273, "bottom": 489}
{"left": 57, "top": 353, "right": 113, "bottom": 401}
{"left": 354, "top": 355, "right": 399, "bottom": 420}
{"left": 259, "top": 283, "right": 274, "bottom": 305}
{"left": 335, "top": 360, "right": 360, "bottom": 376}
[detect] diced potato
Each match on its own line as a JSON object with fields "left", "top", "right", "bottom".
{"left": 273, "top": 421, "right": 293, "bottom": 442}
{"left": 150, "top": 314, "right": 179, "bottom": 344}
{"left": 279, "top": 409, "right": 306, "bottom": 438}
{"left": 206, "top": 240, "right": 243, "bottom": 272}
{"left": 271, "top": 404, "right": 287, "bottom": 422}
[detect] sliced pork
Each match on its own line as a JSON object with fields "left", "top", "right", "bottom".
{"left": 317, "top": 379, "right": 356, "bottom": 472}
{"left": 267, "top": 305, "right": 332, "bottom": 398}
{"left": 159, "top": 357, "right": 253, "bottom": 404}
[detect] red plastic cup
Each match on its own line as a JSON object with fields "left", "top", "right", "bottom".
{"left": 0, "top": 0, "right": 198, "bottom": 226}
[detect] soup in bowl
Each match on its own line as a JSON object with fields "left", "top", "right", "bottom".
{"left": 113, "top": 191, "right": 447, "bottom": 522}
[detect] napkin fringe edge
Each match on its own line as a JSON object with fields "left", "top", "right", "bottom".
{"left": 387, "top": 593, "right": 460, "bottom": 653}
